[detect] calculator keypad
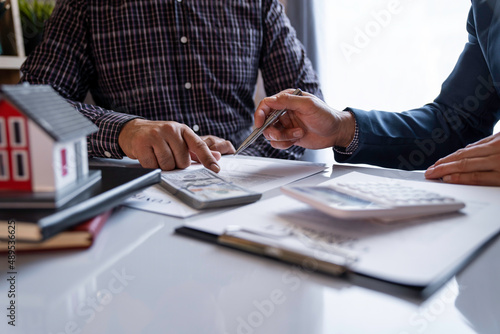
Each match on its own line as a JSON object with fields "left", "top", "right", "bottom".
{"left": 333, "top": 182, "right": 459, "bottom": 207}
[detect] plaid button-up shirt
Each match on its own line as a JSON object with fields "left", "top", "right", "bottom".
{"left": 21, "top": 0, "right": 322, "bottom": 160}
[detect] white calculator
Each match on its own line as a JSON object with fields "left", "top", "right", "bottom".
{"left": 281, "top": 179, "right": 466, "bottom": 220}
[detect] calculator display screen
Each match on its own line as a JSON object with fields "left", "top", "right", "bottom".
{"left": 296, "top": 186, "right": 382, "bottom": 209}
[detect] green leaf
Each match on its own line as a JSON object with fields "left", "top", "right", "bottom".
{"left": 19, "top": 0, "right": 55, "bottom": 34}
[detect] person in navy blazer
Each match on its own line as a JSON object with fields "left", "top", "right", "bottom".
{"left": 255, "top": 0, "right": 500, "bottom": 186}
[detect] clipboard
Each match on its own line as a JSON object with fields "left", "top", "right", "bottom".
{"left": 175, "top": 172, "right": 500, "bottom": 298}
{"left": 174, "top": 225, "right": 449, "bottom": 298}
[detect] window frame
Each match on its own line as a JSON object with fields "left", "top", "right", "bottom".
{"left": 11, "top": 150, "right": 29, "bottom": 181}
{"left": 8, "top": 117, "right": 27, "bottom": 147}
{"left": 0, "top": 117, "right": 6, "bottom": 148}
{"left": 0, "top": 150, "right": 8, "bottom": 181}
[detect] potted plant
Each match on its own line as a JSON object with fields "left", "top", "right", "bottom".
{"left": 18, "top": 0, "right": 55, "bottom": 55}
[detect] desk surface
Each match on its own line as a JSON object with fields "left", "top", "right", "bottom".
{"left": 1, "top": 163, "right": 499, "bottom": 334}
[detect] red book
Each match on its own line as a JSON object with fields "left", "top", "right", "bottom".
{"left": 0, "top": 210, "right": 112, "bottom": 252}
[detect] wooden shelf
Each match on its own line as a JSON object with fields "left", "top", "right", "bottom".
{"left": 1, "top": 0, "right": 25, "bottom": 83}
{"left": 0, "top": 55, "right": 26, "bottom": 69}
{"left": 1, "top": 1, "right": 23, "bottom": 52}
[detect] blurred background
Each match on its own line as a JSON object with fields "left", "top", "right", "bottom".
{"left": 314, "top": 0, "right": 472, "bottom": 114}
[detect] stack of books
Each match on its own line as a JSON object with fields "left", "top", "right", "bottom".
{"left": 0, "top": 210, "right": 111, "bottom": 252}
{"left": 0, "top": 166, "right": 161, "bottom": 252}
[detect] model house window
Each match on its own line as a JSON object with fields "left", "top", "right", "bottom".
{"left": 9, "top": 117, "right": 27, "bottom": 147}
{"left": 0, "top": 151, "right": 8, "bottom": 181}
{"left": 61, "top": 148, "right": 68, "bottom": 176}
{"left": 0, "top": 118, "right": 6, "bottom": 148}
{"left": 75, "top": 140, "right": 83, "bottom": 178}
{"left": 12, "top": 150, "right": 29, "bottom": 181}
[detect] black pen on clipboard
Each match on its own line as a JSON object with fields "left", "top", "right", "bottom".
{"left": 234, "top": 88, "right": 303, "bottom": 155}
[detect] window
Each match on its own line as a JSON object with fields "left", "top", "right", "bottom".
{"left": 12, "top": 150, "right": 29, "bottom": 181}
{"left": 9, "top": 117, "right": 27, "bottom": 147}
{"left": 61, "top": 148, "right": 68, "bottom": 176}
{"left": 0, "top": 151, "right": 8, "bottom": 181}
{"left": 74, "top": 140, "right": 83, "bottom": 178}
{"left": 314, "top": 0, "right": 472, "bottom": 113}
{"left": 0, "top": 117, "right": 6, "bottom": 148}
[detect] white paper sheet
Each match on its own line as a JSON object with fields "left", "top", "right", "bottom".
{"left": 184, "top": 172, "right": 500, "bottom": 287}
{"left": 124, "top": 156, "right": 325, "bottom": 218}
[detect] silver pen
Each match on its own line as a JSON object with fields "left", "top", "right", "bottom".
{"left": 234, "top": 88, "right": 303, "bottom": 155}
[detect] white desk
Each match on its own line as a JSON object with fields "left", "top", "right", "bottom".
{"left": 1, "top": 164, "right": 499, "bottom": 334}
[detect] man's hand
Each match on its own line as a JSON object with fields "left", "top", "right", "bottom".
{"left": 200, "top": 135, "right": 235, "bottom": 155}
{"left": 254, "top": 89, "right": 356, "bottom": 150}
{"left": 425, "top": 132, "right": 500, "bottom": 186}
{"left": 118, "top": 119, "right": 221, "bottom": 172}
{"left": 188, "top": 135, "right": 235, "bottom": 163}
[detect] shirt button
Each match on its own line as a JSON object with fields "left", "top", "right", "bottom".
{"left": 193, "top": 124, "right": 200, "bottom": 132}
{"left": 185, "top": 82, "right": 192, "bottom": 90}
{"left": 104, "top": 151, "right": 112, "bottom": 158}
{"left": 180, "top": 36, "right": 188, "bottom": 44}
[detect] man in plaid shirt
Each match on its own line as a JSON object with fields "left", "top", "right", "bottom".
{"left": 21, "top": 0, "right": 322, "bottom": 172}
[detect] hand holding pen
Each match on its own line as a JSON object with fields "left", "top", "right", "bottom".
{"left": 250, "top": 89, "right": 357, "bottom": 151}
{"left": 235, "top": 88, "right": 303, "bottom": 155}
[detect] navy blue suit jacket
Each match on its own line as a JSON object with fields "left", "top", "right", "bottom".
{"left": 335, "top": 0, "right": 500, "bottom": 170}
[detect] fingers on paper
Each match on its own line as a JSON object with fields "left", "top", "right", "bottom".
{"left": 425, "top": 142, "right": 500, "bottom": 186}
{"left": 202, "top": 136, "right": 236, "bottom": 155}
{"left": 441, "top": 171, "right": 500, "bottom": 186}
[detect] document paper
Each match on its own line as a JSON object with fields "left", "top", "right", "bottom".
{"left": 124, "top": 156, "right": 325, "bottom": 218}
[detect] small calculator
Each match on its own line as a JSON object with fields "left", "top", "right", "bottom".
{"left": 281, "top": 180, "right": 465, "bottom": 220}
{"left": 161, "top": 168, "right": 261, "bottom": 209}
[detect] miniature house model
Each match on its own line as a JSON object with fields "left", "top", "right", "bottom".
{"left": 0, "top": 84, "right": 100, "bottom": 207}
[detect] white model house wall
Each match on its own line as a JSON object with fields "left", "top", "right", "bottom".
{"left": 28, "top": 120, "right": 55, "bottom": 192}
{"left": 27, "top": 120, "right": 78, "bottom": 192}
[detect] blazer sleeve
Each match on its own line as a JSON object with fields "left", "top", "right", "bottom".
{"left": 335, "top": 6, "right": 500, "bottom": 170}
